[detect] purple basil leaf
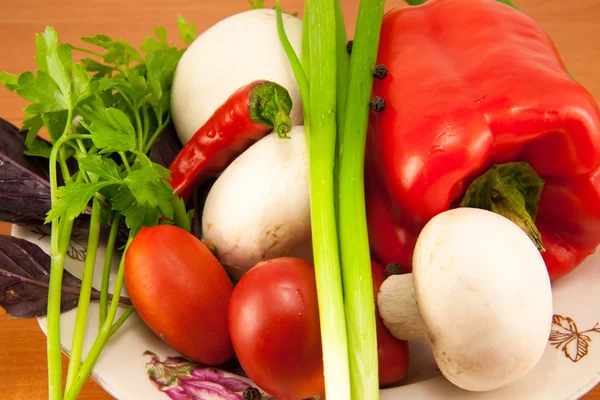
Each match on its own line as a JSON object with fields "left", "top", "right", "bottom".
{"left": 0, "top": 118, "right": 53, "bottom": 225}
{"left": 150, "top": 123, "right": 182, "bottom": 169}
{"left": 0, "top": 234, "right": 131, "bottom": 318}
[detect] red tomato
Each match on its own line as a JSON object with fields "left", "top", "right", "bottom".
{"left": 228, "top": 258, "right": 324, "bottom": 400}
{"left": 125, "top": 225, "right": 234, "bottom": 365}
{"left": 372, "top": 261, "right": 410, "bottom": 386}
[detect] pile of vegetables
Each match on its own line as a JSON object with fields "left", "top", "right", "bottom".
{"left": 1, "top": 0, "right": 600, "bottom": 399}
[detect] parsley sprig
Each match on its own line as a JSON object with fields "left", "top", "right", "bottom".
{"left": 0, "top": 15, "right": 196, "bottom": 400}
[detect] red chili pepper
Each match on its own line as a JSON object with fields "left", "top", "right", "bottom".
{"left": 169, "top": 80, "right": 293, "bottom": 201}
{"left": 366, "top": 0, "right": 600, "bottom": 280}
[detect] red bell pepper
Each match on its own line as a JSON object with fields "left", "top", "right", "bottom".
{"left": 366, "top": 0, "right": 600, "bottom": 280}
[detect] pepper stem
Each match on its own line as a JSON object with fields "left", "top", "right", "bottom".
{"left": 460, "top": 162, "right": 546, "bottom": 252}
{"left": 248, "top": 81, "right": 293, "bottom": 139}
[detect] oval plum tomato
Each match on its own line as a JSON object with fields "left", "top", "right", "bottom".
{"left": 228, "top": 257, "right": 324, "bottom": 400}
{"left": 372, "top": 260, "right": 410, "bottom": 386}
{"left": 125, "top": 225, "right": 234, "bottom": 365}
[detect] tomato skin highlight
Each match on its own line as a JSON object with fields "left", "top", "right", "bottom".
{"left": 228, "top": 258, "right": 325, "bottom": 400}
{"left": 125, "top": 225, "right": 234, "bottom": 365}
{"left": 372, "top": 260, "right": 410, "bottom": 386}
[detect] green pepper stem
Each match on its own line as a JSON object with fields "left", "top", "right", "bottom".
{"left": 460, "top": 162, "right": 546, "bottom": 251}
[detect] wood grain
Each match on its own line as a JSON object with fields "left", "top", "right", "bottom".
{"left": 0, "top": 0, "right": 599, "bottom": 399}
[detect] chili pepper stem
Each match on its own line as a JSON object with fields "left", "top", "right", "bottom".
{"left": 248, "top": 81, "right": 293, "bottom": 138}
{"left": 273, "top": 108, "right": 292, "bottom": 139}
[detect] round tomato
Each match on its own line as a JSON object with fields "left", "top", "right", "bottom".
{"left": 372, "top": 261, "right": 410, "bottom": 386}
{"left": 228, "top": 257, "right": 324, "bottom": 400}
{"left": 125, "top": 225, "right": 234, "bottom": 365}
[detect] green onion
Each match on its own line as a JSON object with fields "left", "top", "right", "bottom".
{"left": 307, "top": 0, "right": 352, "bottom": 398}
{"left": 334, "top": 0, "right": 349, "bottom": 139}
{"left": 278, "top": 2, "right": 352, "bottom": 398}
{"left": 338, "top": 0, "right": 386, "bottom": 398}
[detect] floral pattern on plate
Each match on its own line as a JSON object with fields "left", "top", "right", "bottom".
{"left": 550, "top": 315, "right": 600, "bottom": 362}
{"left": 145, "top": 351, "right": 273, "bottom": 400}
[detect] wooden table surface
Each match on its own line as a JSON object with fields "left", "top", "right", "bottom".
{"left": 1, "top": 0, "right": 599, "bottom": 399}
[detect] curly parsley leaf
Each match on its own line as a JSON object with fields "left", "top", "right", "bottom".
{"left": 40, "top": 27, "right": 73, "bottom": 104}
{"left": 81, "top": 34, "right": 144, "bottom": 67}
{"left": 141, "top": 27, "right": 170, "bottom": 54}
{"left": 78, "top": 154, "right": 122, "bottom": 181}
{"left": 22, "top": 115, "right": 44, "bottom": 148}
{"left": 146, "top": 48, "right": 182, "bottom": 115}
{"left": 16, "top": 71, "right": 69, "bottom": 114}
{"left": 83, "top": 108, "right": 136, "bottom": 152}
{"left": 111, "top": 184, "right": 160, "bottom": 235}
{"left": 41, "top": 111, "right": 69, "bottom": 143}
{"left": 249, "top": 0, "right": 266, "bottom": 8}
{"left": 0, "top": 72, "right": 18, "bottom": 91}
{"left": 46, "top": 181, "right": 114, "bottom": 223}
{"left": 23, "top": 137, "right": 53, "bottom": 158}
{"left": 177, "top": 15, "right": 196, "bottom": 45}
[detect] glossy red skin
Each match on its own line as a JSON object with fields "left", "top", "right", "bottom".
{"left": 229, "top": 258, "right": 324, "bottom": 400}
{"left": 367, "top": 0, "right": 600, "bottom": 280}
{"left": 371, "top": 261, "right": 410, "bottom": 386}
{"left": 125, "top": 225, "right": 234, "bottom": 365}
{"left": 169, "top": 80, "right": 272, "bottom": 201}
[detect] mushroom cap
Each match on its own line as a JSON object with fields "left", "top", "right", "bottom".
{"left": 412, "top": 208, "right": 552, "bottom": 391}
{"left": 202, "top": 126, "right": 310, "bottom": 279}
{"left": 171, "top": 9, "right": 304, "bottom": 145}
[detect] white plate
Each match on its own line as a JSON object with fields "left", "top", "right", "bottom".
{"left": 12, "top": 224, "right": 600, "bottom": 400}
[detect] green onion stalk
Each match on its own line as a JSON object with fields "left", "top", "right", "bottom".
{"left": 338, "top": 0, "right": 386, "bottom": 397}
{"left": 307, "top": 0, "right": 352, "bottom": 396}
{"left": 277, "top": 1, "right": 352, "bottom": 398}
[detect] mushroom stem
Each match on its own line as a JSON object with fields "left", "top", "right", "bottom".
{"left": 377, "top": 273, "right": 425, "bottom": 340}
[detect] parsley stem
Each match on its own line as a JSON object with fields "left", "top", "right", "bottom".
{"left": 135, "top": 110, "right": 144, "bottom": 152}
{"left": 109, "top": 306, "right": 135, "bottom": 337}
{"left": 99, "top": 212, "right": 121, "bottom": 328}
{"left": 49, "top": 134, "right": 93, "bottom": 204}
{"left": 119, "top": 152, "right": 132, "bottom": 173}
{"left": 143, "top": 114, "right": 171, "bottom": 154}
{"left": 118, "top": 92, "right": 136, "bottom": 116}
{"left": 47, "top": 218, "right": 73, "bottom": 400}
{"left": 68, "top": 45, "right": 105, "bottom": 59}
{"left": 64, "top": 236, "right": 133, "bottom": 400}
{"left": 142, "top": 107, "right": 150, "bottom": 145}
{"left": 65, "top": 195, "right": 103, "bottom": 392}
{"left": 47, "top": 130, "right": 91, "bottom": 400}
{"left": 58, "top": 148, "right": 73, "bottom": 183}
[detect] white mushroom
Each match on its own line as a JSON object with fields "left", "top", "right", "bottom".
{"left": 378, "top": 207, "right": 553, "bottom": 392}
{"left": 171, "top": 9, "right": 304, "bottom": 145}
{"left": 202, "top": 126, "right": 310, "bottom": 279}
